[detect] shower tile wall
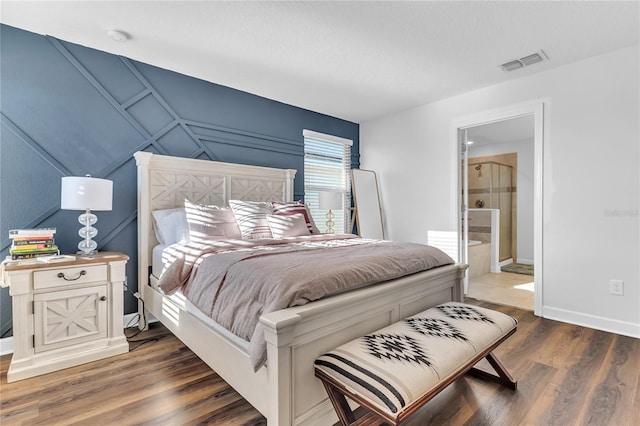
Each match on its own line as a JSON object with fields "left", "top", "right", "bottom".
{"left": 468, "top": 209, "right": 492, "bottom": 243}
{"left": 467, "top": 209, "right": 492, "bottom": 278}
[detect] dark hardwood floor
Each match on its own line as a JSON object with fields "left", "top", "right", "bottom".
{"left": 1, "top": 300, "right": 638, "bottom": 425}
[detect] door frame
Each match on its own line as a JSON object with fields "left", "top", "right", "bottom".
{"left": 452, "top": 99, "right": 547, "bottom": 316}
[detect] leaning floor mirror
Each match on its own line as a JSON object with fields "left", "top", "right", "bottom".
{"left": 351, "top": 169, "right": 385, "bottom": 239}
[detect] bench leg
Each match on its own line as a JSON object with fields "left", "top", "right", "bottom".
{"left": 468, "top": 351, "right": 517, "bottom": 390}
{"left": 321, "top": 381, "right": 390, "bottom": 426}
{"left": 321, "top": 380, "right": 357, "bottom": 425}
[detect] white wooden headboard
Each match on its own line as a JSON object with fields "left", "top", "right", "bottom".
{"left": 134, "top": 151, "right": 296, "bottom": 287}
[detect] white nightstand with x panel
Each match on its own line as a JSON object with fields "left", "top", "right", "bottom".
{"left": 1, "top": 252, "right": 129, "bottom": 382}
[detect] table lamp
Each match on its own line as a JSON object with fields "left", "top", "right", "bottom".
{"left": 61, "top": 175, "right": 113, "bottom": 255}
{"left": 319, "top": 191, "right": 343, "bottom": 234}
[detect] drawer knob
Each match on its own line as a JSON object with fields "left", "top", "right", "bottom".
{"left": 57, "top": 270, "right": 87, "bottom": 281}
{"left": 99, "top": 296, "right": 107, "bottom": 301}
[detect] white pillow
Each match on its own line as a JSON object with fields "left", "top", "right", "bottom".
{"left": 266, "top": 214, "right": 311, "bottom": 238}
{"left": 152, "top": 208, "right": 190, "bottom": 245}
{"left": 229, "top": 200, "right": 274, "bottom": 239}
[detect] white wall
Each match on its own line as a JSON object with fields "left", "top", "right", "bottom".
{"left": 470, "top": 138, "right": 535, "bottom": 263}
{"left": 361, "top": 45, "right": 639, "bottom": 337}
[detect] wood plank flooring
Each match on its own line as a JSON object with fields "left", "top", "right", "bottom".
{"left": 1, "top": 300, "right": 638, "bottom": 425}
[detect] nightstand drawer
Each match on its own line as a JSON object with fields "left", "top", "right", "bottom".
{"left": 34, "top": 265, "right": 107, "bottom": 290}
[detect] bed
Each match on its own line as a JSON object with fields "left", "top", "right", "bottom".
{"left": 135, "top": 151, "right": 466, "bottom": 425}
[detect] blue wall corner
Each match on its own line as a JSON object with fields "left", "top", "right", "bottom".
{"left": 0, "top": 24, "right": 360, "bottom": 336}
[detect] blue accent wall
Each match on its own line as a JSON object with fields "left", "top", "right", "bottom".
{"left": 0, "top": 24, "right": 360, "bottom": 337}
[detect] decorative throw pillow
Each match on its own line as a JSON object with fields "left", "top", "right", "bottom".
{"left": 184, "top": 200, "right": 242, "bottom": 242}
{"left": 271, "top": 200, "right": 320, "bottom": 234}
{"left": 266, "top": 214, "right": 311, "bottom": 238}
{"left": 229, "top": 200, "right": 274, "bottom": 239}
{"left": 152, "top": 208, "right": 190, "bottom": 245}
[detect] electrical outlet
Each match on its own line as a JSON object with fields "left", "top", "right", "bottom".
{"left": 609, "top": 279, "right": 624, "bottom": 296}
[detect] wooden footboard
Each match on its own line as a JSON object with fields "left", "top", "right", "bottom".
{"left": 261, "top": 263, "right": 465, "bottom": 425}
{"left": 142, "top": 263, "right": 465, "bottom": 425}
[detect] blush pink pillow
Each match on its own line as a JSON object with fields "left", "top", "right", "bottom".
{"left": 271, "top": 201, "right": 320, "bottom": 234}
{"left": 266, "top": 214, "right": 311, "bottom": 238}
{"left": 184, "top": 200, "right": 242, "bottom": 242}
{"left": 229, "top": 200, "right": 274, "bottom": 239}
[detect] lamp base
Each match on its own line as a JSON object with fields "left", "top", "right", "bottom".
{"left": 325, "top": 210, "right": 336, "bottom": 234}
{"left": 77, "top": 209, "right": 99, "bottom": 256}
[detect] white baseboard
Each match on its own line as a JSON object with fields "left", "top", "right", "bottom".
{"left": 0, "top": 313, "right": 158, "bottom": 356}
{"left": 517, "top": 258, "right": 534, "bottom": 265}
{"left": 543, "top": 306, "right": 640, "bottom": 338}
{"left": 124, "top": 312, "right": 140, "bottom": 328}
{"left": 498, "top": 258, "right": 513, "bottom": 267}
{"left": 1, "top": 336, "right": 13, "bottom": 356}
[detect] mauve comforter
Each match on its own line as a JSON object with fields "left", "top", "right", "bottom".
{"left": 157, "top": 234, "right": 454, "bottom": 369}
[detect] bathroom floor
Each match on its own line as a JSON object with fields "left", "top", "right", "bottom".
{"left": 467, "top": 272, "right": 534, "bottom": 311}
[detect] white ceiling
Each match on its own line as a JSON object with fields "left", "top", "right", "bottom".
{"left": 467, "top": 115, "right": 535, "bottom": 147}
{"left": 1, "top": 1, "right": 638, "bottom": 124}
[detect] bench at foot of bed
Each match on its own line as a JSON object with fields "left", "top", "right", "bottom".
{"left": 314, "top": 302, "right": 517, "bottom": 425}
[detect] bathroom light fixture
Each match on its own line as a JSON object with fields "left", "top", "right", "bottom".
{"left": 61, "top": 175, "right": 113, "bottom": 255}
{"left": 466, "top": 140, "right": 475, "bottom": 145}
{"left": 107, "top": 29, "right": 129, "bottom": 42}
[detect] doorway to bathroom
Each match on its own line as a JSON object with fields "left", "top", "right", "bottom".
{"left": 455, "top": 101, "right": 544, "bottom": 315}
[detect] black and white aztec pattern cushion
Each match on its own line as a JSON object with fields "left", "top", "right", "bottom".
{"left": 363, "top": 334, "right": 433, "bottom": 367}
{"left": 315, "top": 302, "right": 517, "bottom": 418}
{"left": 437, "top": 304, "right": 495, "bottom": 324}
{"left": 406, "top": 317, "right": 468, "bottom": 342}
{"left": 229, "top": 200, "right": 274, "bottom": 239}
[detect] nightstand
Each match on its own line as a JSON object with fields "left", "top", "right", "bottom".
{"left": 0, "top": 252, "right": 129, "bottom": 382}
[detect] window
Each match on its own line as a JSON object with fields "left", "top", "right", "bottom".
{"left": 303, "top": 130, "right": 353, "bottom": 234}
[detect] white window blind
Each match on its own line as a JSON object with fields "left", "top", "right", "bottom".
{"left": 303, "top": 130, "right": 352, "bottom": 234}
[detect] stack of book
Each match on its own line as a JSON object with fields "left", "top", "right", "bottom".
{"left": 9, "top": 228, "right": 59, "bottom": 260}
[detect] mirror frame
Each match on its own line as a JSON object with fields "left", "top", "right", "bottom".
{"left": 351, "top": 169, "right": 384, "bottom": 239}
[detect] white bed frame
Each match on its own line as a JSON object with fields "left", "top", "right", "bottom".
{"left": 135, "top": 151, "right": 466, "bottom": 425}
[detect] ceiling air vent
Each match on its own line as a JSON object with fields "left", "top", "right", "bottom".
{"left": 520, "top": 52, "right": 543, "bottom": 66}
{"left": 501, "top": 50, "right": 548, "bottom": 72}
{"left": 501, "top": 60, "right": 524, "bottom": 72}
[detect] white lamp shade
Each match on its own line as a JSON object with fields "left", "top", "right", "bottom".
{"left": 61, "top": 176, "right": 113, "bottom": 211}
{"left": 319, "top": 191, "right": 343, "bottom": 210}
